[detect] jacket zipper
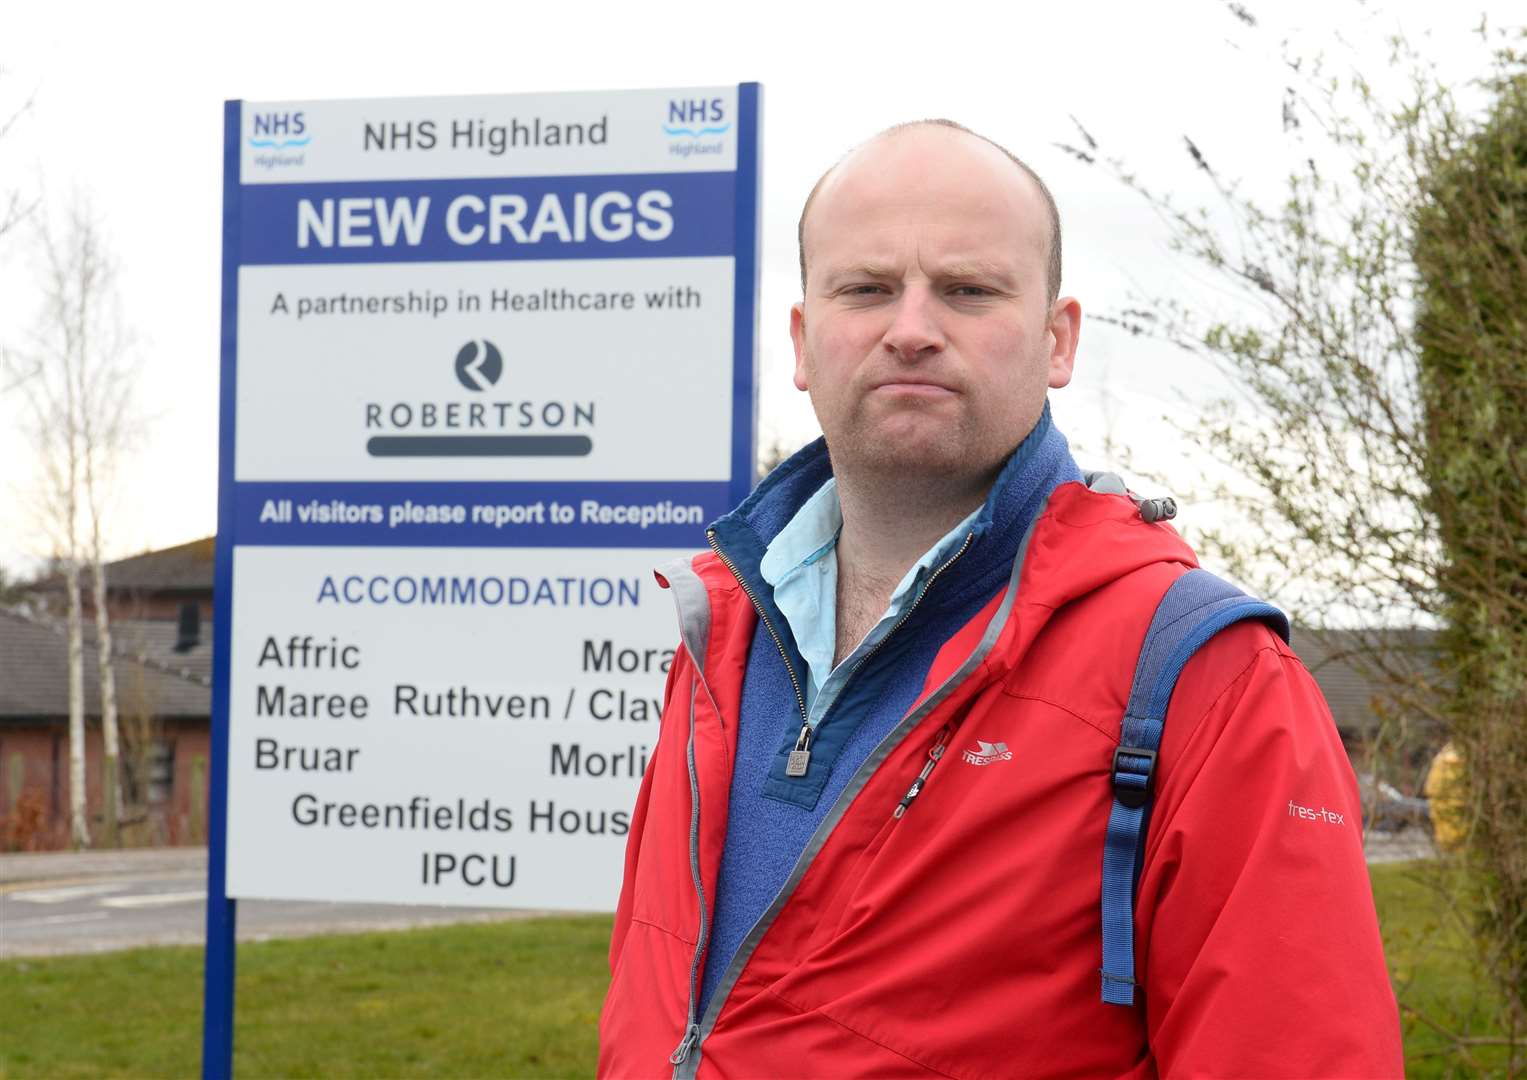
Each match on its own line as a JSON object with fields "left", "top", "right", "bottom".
{"left": 668, "top": 676, "right": 711, "bottom": 1070}
{"left": 669, "top": 533, "right": 812, "bottom": 1072}
{"left": 894, "top": 724, "right": 953, "bottom": 818}
{"left": 669, "top": 1024, "right": 700, "bottom": 1068}
{"left": 669, "top": 530, "right": 974, "bottom": 1072}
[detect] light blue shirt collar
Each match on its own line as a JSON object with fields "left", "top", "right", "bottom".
{"left": 759, "top": 477, "right": 977, "bottom": 712}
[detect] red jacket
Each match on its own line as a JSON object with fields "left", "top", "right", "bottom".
{"left": 600, "top": 481, "right": 1403, "bottom": 1078}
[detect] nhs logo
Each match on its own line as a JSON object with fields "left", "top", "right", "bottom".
{"left": 249, "top": 111, "right": 311, "bottom": 149}
{"left": 247, "top": 109, "right": 311, "bottom": 171}
{"left": 664, "top": 98, "right": 729, "bottom": 138}
{"left": 664, "top": 98, "right": 729, "bottom": 160}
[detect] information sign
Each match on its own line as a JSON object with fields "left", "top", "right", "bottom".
{"left": 212, "top": 86, "right": 761, "bottom": 911}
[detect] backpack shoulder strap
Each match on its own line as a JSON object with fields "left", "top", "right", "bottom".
{"left": 1099, "top": 568, "right": 1290, "bottom": 1006}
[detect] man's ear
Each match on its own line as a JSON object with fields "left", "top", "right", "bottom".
{"left": 790, "top": 302, "right": 809, "bottom": 391}
{"left": 1046, "top": 296, "right": 1082, "bottom": 389}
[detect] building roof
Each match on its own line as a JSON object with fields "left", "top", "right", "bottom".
{"left": 111, "top": 618, "right": 214, "bottom": 686}
{"left": 103, "top": 537, "right": 215, "bottom": 592}
{"left": 0, "top": 609, "right": 210, "bottom": 720}
{"left": 23, "top": 537, "right": 215, "bottom": 604}
{"left": 1288, "top": 626, "right": 1439, "bottom": 736}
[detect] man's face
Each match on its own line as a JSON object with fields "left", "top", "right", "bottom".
{"left": 791, "top": 128, "right": 1079, "bottom": 488}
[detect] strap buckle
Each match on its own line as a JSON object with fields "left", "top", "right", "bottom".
{"left": 1111, "top": 746, "right": 1157, "bottom": 810}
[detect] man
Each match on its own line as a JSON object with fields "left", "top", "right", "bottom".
{"left": 599, "top": 120, "right": 1402, "bottom": 1078}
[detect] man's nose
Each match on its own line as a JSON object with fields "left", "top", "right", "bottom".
{"left": 881, "top": 286, "right": 944, "bottom": 361}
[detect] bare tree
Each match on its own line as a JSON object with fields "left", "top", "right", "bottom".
{"left": 82, "top": 331, "right": 133, "bottom": 843}
{"left": 1058, "top": 14, "right": 1527, "bottom": 1066}
{"left": 6, "top": 196, "right": 137, "bottom": 849}
{"left": 0, "top": 68, "right": 39, "bottom": 397}
{"left": 0, "top": 66, "right": 35, "bottom": 246}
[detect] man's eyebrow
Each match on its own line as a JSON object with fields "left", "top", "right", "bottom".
{"left": 818, "top": 260, "right": 1023, "bottom": 290}
{"left": 934, "top": 260, "right": 1020, "bottom": 286}
{"left": 824, "top": 263, "right": 899, "bottom": 281}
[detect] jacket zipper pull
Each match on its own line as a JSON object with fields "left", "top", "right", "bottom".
{"left": 669, "top": 1023, "right": 701, "bottom": 1066}
{"left": 785, "top": 720, "right": 813, "bottom": 777}
{"left": 894, "top": 726, "right": 952, "bottom": 818}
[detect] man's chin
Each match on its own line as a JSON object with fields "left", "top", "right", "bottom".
{"left": 840, "top": 437, "right": 973, "bottom": 481}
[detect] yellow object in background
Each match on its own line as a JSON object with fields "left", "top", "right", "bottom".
{"left": 1425, "top": 741, "right": 1466, "bottom": 852}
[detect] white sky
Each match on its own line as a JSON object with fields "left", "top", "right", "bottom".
{"left": 0, "top": 0, "right": 1507, "bottom": 574}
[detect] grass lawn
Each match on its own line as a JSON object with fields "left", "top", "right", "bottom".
{"left": 0, "top": 864, "right": 1509, "bottom": 1078}
{"left": 0, "top": 915, "right": 613, "bottom": 1079}
{"left": 1372, "top": 860, "right": 1511, "bottom": 1077}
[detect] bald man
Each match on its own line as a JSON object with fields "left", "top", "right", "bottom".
{"left": 599, "top": 121, "right": 1402, "bottom": 1078}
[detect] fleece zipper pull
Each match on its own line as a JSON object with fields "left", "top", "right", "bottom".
{"left": 785, "top": 719, "right": 813, "bottom": 777}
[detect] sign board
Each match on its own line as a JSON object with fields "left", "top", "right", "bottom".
{"left": 212, "top": 86, "right": 761, "bottom": 911}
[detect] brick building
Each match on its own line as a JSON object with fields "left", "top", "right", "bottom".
{"left": 0, "top": 540, "right": 213, "bottom": 850}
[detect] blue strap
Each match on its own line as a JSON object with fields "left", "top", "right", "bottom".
{"left": 1100, "top": 569, "right": 1289, "bottom": 1006}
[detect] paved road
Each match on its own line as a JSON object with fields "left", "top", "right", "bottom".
{"left": 1364, "top": 828, "right": 1436, "bottom": 864}
{"left": 0, "top": 848, "right": 556, "bottom": 959}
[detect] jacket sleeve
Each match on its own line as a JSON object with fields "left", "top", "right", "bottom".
{"left": 1137, "top": 624, "right": 1405, "bottom": 1078}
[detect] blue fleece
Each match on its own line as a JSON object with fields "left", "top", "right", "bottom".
{"left": 698, "top": 403, "right": 1082, "bottom": 1016}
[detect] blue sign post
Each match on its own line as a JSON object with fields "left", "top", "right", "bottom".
{"left": 204, "top": 85, "right": 761, "bottom": 1078}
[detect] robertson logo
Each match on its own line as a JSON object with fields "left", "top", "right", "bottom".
{"left": 961, "top": 740, "right": 1014, "bottom": 766}
{"left": 363, "top": 340, "right": 595, "bottom": 459}
{"left": 454, "top": 340, "right": 503, "bottom": 391}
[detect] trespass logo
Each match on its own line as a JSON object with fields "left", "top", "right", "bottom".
{"left": 664, "top": 97, "right": 729, "bottom": 161}
{"left": 248, "top": 110, "right": 311, "bottom": 171}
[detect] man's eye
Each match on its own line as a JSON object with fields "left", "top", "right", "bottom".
{"left": 843, "top": 284, "right": 887, "bottom": 296}
{"left": 951, "top": 285, "right": 992, "bottom": 297}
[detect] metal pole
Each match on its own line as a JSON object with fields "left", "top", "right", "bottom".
{"left": 202, "top": 97, "right": 243, "bottom": 1080}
